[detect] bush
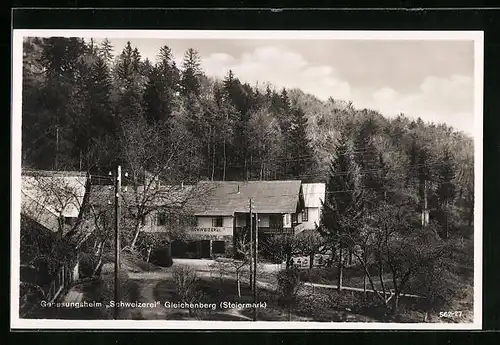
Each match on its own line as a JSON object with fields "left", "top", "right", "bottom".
{"left": 172, "top": 265, "right": 202, "bottom": 316}
{"left": 79, "top": 252, "right": 98, "bottom": 278}
{"left": 276, "top": 267, "right": 303, "bottom": 320}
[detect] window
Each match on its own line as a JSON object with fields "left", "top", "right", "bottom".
{"left": 157, "top": 212, "right": 168, "bottom": 226}
{"left": 291, "top": 213, "right": 298, "bottom": 224}
{"left": 283, "top": 214, "right": 291, "bottom": 228}
{"left": 212, "top": 216, "right": 223, "bottom": 227}
{"left": 302, "top": 208, "right": 308, "bottom": 222}
{"left": 64, "top": 217, "right": 75, "bottom": 226}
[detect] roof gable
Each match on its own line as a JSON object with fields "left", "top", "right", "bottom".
{"left": 302, "top": 183, "right": 326, "bottom": 208}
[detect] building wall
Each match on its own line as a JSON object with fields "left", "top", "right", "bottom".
{"left": 299, "top": 207, "right": 321, "bottom": 230}
{"left": 192, "top": 216, "right": 234, "bottom": 238}
{"left": 236, "top": 213, "right": 292, "bottom": 229}
{"left": 142, "top": 212, "right": 165, "bottom": 233}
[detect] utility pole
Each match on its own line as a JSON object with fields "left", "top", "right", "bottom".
{"left": 114, "top": 165, "right": 121, "bottom": 320}
{"left": 253, "top": 211, "right": 258, "bottom": 321}
{"left": 249, "top": 198, "right": 253, "bottom": 292}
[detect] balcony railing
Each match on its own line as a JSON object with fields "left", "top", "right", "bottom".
{"left": 234, "top": 226, "right": 294, "bottom": 235}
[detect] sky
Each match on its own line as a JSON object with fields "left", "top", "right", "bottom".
{"left": 104, "top": 38, "right": 475, "bottom": 134}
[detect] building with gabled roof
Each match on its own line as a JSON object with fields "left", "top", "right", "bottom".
{"left": 19, "top": 170, "right": 92, "bottom": 308}
{"left": 294, "top": 183, "right": 326, "bottom": 234}
{"left": 180, "top": 180, "right": 305, "bottom": 259}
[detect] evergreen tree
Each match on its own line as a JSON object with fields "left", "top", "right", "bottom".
{"left": 113, "top": 41, "right": 145, "bottom": 122}
{"left": 37, "top": 37, "right": 88, "bottom": 169}
{"left": 132, "top": 47, "right": 142, "bottom": 73}
{"left": 98, "top": 38, "right": 114, "bottom": 65}
{"left": 115, "top": 41, "right": 134, "bottom": 82}
{"left": 319, "top": 135, "right": 364, "bottom": 291}
{"left": 288, "top": 105, "right": 312, "bottom": 178}
{"left": 181, "top": 48, "right": 202, "bottom": 96}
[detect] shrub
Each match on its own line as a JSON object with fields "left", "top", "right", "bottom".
{"left": 276, "top": 267, "right": 303, "bottom": 320}
{"left": 172, "top": 265, "right": 201, "bottom": 316}
{"left": 79, "top": 252, "right": 97, "bottom": 278}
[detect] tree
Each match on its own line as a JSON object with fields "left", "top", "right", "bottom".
{"left": 181, "top": 48, "right": 202, "bottom": 96}
{"left": 318, "top": 135, "right": 364, "bottom": 291}
{"left": 20, "top": 170, "right": 93, "bottom": 315}
{"left": 296, "top": 230, "right": 324, "bottom": 269}
{"left": 288, "top": 104, "right": 313, "bottom": 178}
{"left": 172, "top": 265, "right": 201, "bottom": 316}
{"left": 276, "top": 266, "right": 304, "bottom": 321}
{"left": 98, "top": 38, "right": 114, "bottom": 65}
{"left": 246, "top": 106, "right": 284, "bottom": 180}
{"left": 116, "top": 115, "right": 212, "bottom": 253}
{"left": 262, "top": 234, "right": 301, "bottom": 269}
{"left": 229, "top": 232, "right": 252, "bottom": 298}
{"left": 434, "top": 147, "right": 457, "bottom": 239}
{"left": 112, "top": 42, "right": 146, "bottom": 123}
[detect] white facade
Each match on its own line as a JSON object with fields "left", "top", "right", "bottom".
{"left": 296, "top": 183, "right": 325, "bottom": 233}
{"left": 299, "top": 207, "right": 321, "bottom": 230}
{"left": 194, "top": 216, "right": 234, "bottom": 238}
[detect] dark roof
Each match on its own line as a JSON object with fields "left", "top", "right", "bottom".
{"left": 190, "top": 180, "right": 303, "bottom": 216}
{"left": 89, "top": 184, "right": 195, "bottom": 209}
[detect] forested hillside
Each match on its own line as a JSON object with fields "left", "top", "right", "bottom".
{"left": 21, "top": 37, "right": 474, "bottom": 233}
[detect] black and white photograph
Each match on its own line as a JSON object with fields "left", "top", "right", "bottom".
{"left": 11, "top": 30, "right": 483, "bottom": 329}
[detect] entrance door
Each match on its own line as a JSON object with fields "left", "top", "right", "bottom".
{"left": 200, "top": 240, "right": 211, "bottom": 258}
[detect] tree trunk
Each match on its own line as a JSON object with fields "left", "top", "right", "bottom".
{"left": 309, "top": 253, "right": 314, "bottom": 269}
{"left": 92, "top": 253, "right": 104, "bottom": 277}
{"left": 130, "top": 222, "right": 141, "bottom": 252}
{"left": 362, "top": 249, "right": 367, "bottom": 298}
{"left": 244, "top": 157, "right": 248, "bottom": 181}
{"left": 207, "top": 127, "right": 211, "bottom": 179}
{"left": 211, "top": 135, "right": 216, "bottom": 181}
{"left": 392, "top": 293, "right": 400, "bottom": 315}
{"left": 337, "top": 247, "right": 343, "bottom": 292}
{"left": 223, "top": 137, "right": 226, "bottom": 181}
{"left": 379, "top": 261, "right": 387, "bottom": 302}
{"left": 363, "top": 274, "right": 367, "bottom": 298}
{"left": 236, "top": 270, "right": 241, "bottom": 298}
{"left": 146, "top": 246, "right": 152, "bottom": 263}
{"left": 250, "top": 154, "right": 253, "bottom": 180}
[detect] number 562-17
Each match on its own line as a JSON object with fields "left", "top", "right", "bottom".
{"left": 439, "top": 311, "right": 463, "bottom": 318}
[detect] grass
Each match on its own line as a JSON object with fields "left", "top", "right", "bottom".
{"left": 298, "top": 265, "right": 395, "bottom": 291}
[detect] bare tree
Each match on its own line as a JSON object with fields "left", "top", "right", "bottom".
{"left": 231, "top": 232, "right": 252, "bottom": 298}
{"left": 19, "top": 169, "right": 94, "bottom": 316}
{"left": 347, "top": 194, "right": 451, "bottom": 314}
{"left": 276, "top": 266, "right": 304, "bottom": 321}
{"left": 172, "top": 265, "right": 201, "bottom": 317}
{"left": 117, "top": 116, "right": 212, "bottom": 253}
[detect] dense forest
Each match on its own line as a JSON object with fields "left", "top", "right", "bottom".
{"left": 21, "top": 37, "right": 474, "bottom": 232}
